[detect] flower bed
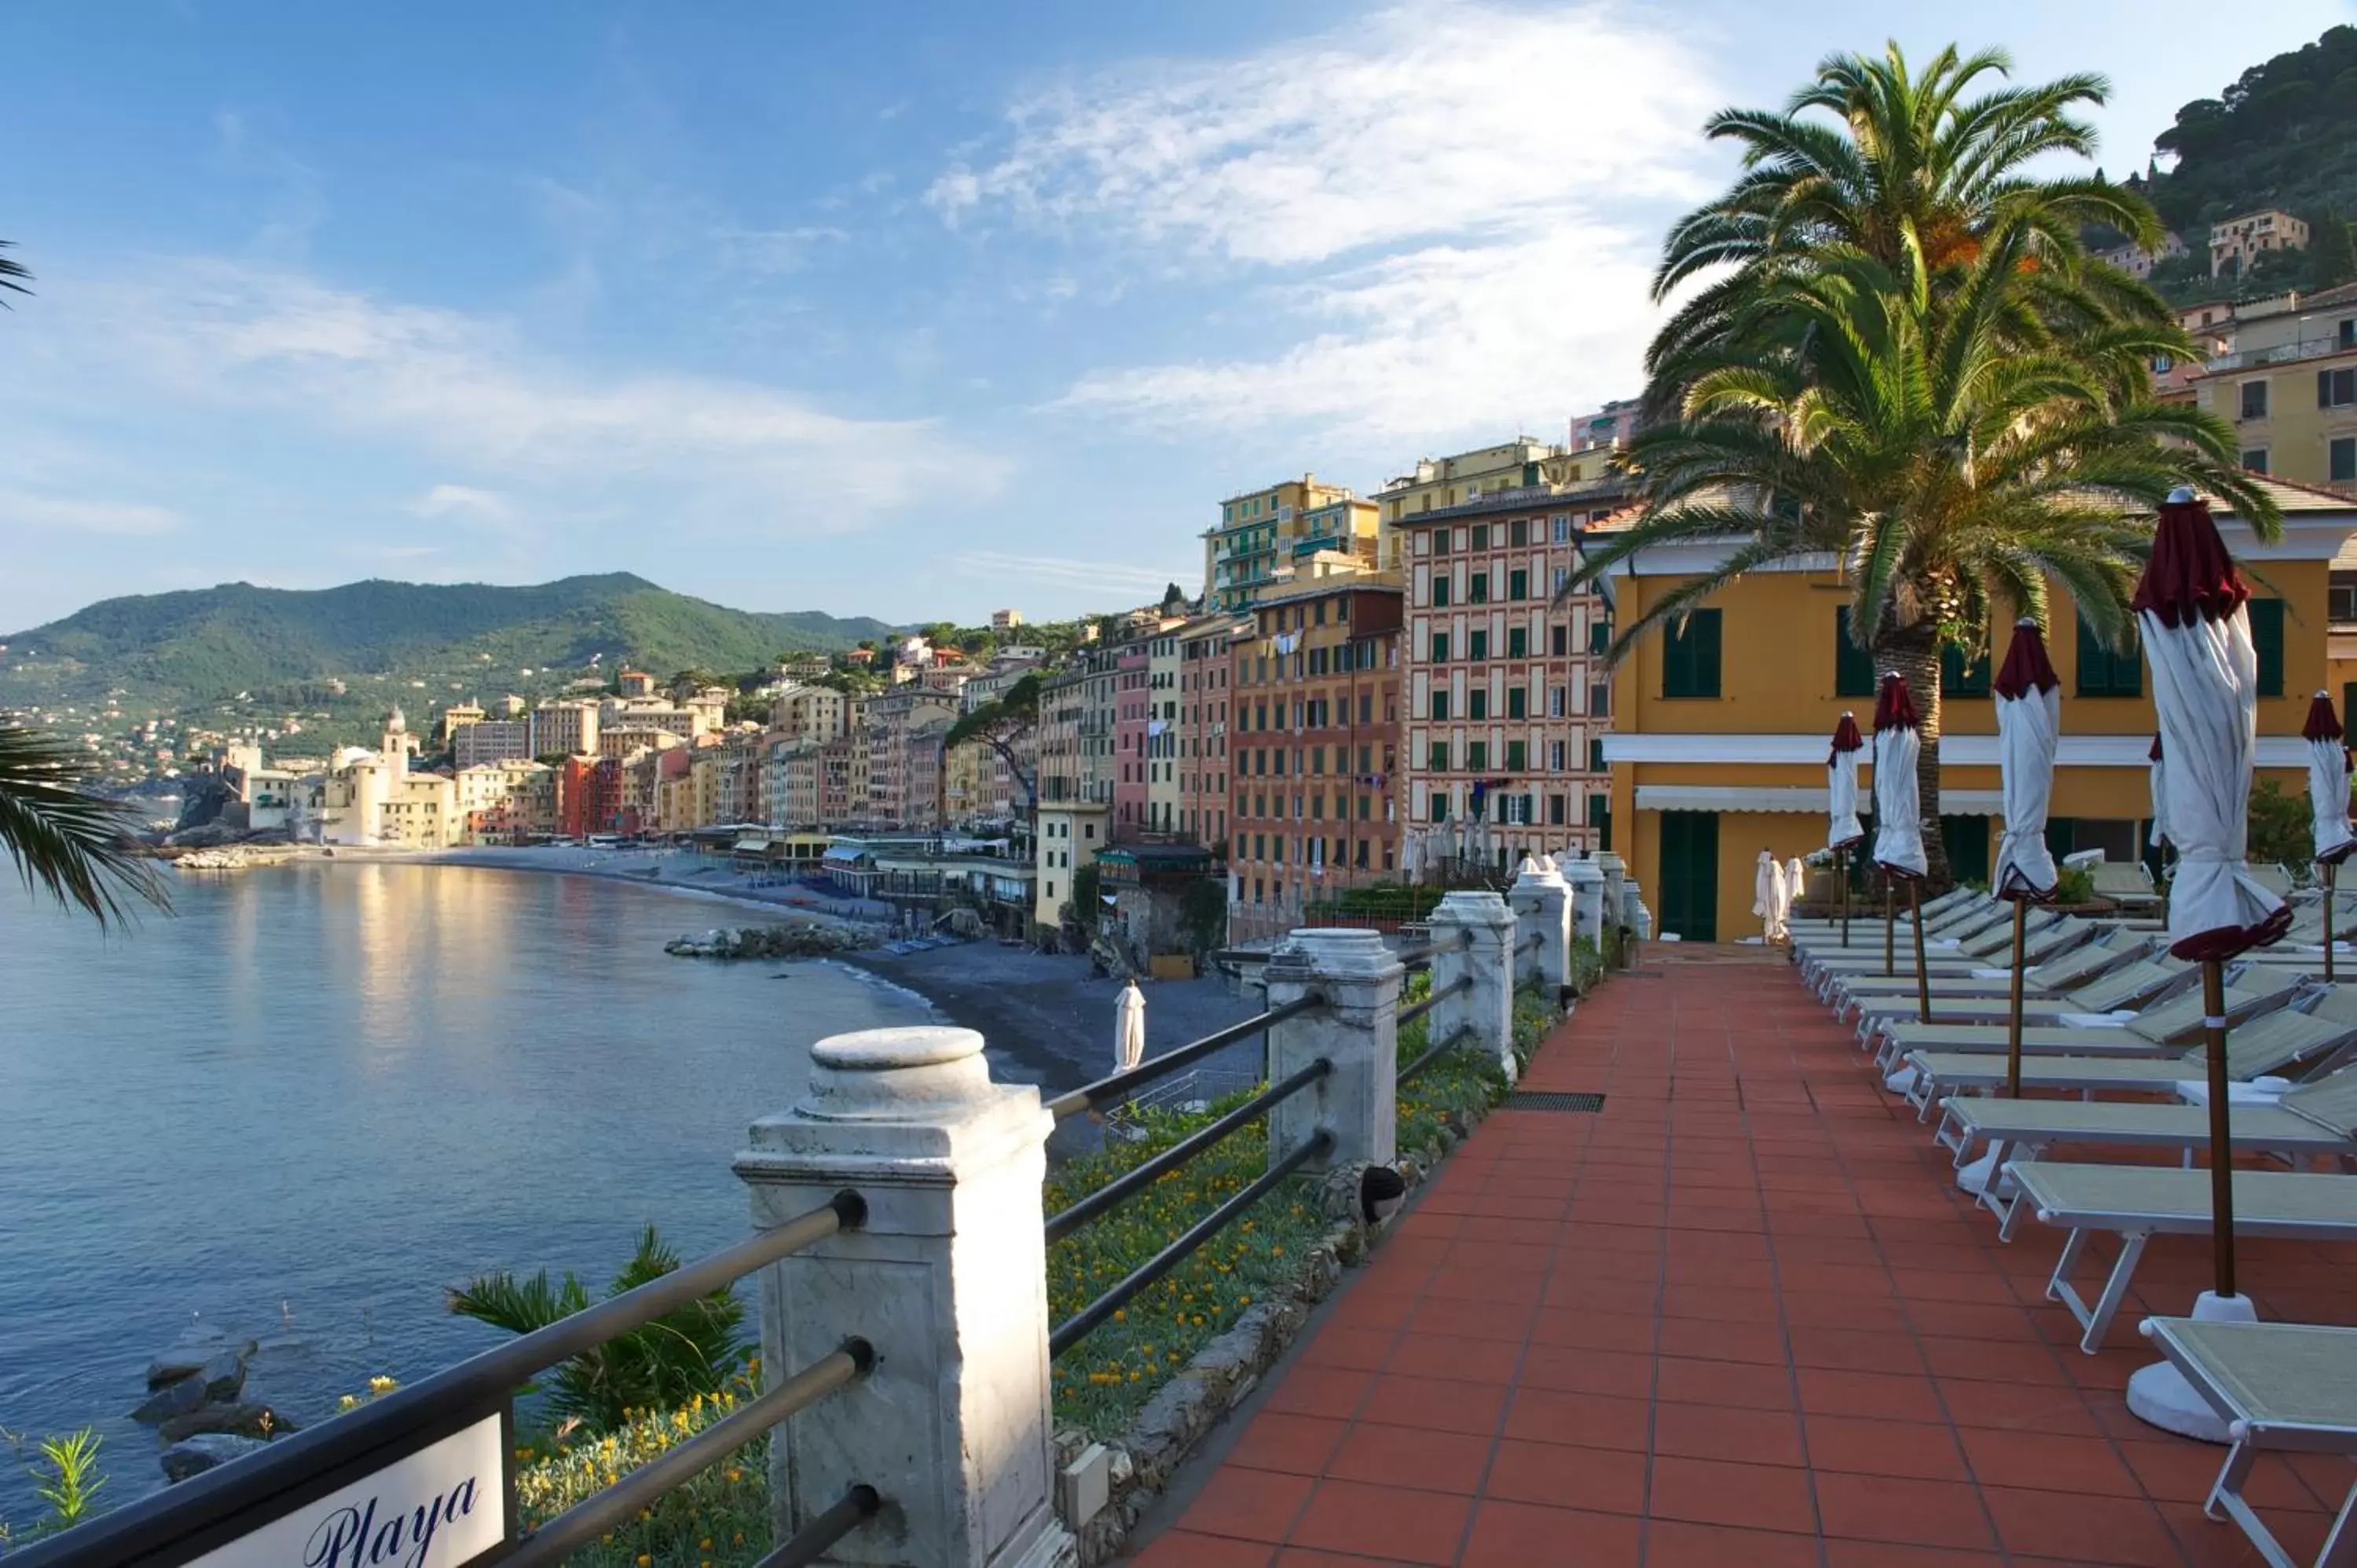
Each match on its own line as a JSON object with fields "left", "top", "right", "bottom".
{"left": 512, "top": 1372, "right": 772, "bottom": 1568}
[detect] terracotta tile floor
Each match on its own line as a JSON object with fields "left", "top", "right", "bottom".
{"left": 1128, "top": 947, "right": 2357, "bottom": 1566}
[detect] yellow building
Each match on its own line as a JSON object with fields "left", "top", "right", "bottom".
{"left": 1374, "top": 438, "right": 1620, "bottom": 529}
{"left": 1034, "top": 800, "right": 1109, "bottom": 935}
{"left": 1596, "top": 482, "right": 2357, "bottom": 940}
{"left": 2209, "top": 208, "right": 2310, "bottom": 278}
{"left": 1202, "top": 474, "right": 1375, "bottom": 610}
{"left": 2187, "top": 281, "right": 2357, "bottom": 490}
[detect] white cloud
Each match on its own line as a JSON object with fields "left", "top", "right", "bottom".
{"left": 0, "top": 490, "right": 182, "bottom": 537}
{"left": 930, "top": 0, "right": 1723, "bottom": 439}
{"left": 952, "top": 551, "right": 1194, "bottom": 597}
{"left": 46, "top": 259, "right": 1004, "bottom": 533}
{"left": 410, "top": 484, "right": 514, "bottom": 522}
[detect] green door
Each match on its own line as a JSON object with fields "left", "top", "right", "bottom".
{"left": 1657, "top": 811, "right": 1719, "bottom": 942}
{"left": 1941, "top": 815, "right": 1991, "bottom": 889}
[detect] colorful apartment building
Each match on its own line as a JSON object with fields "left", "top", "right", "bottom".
{"left": 1176, "top": 615, "right": 1247, "bottom": 848}
{"left": 1224, "top": 575, "right": 1405, "bottom": 908}
{"left": 1145, "top": 626, "right": 1185, "bottom": 835}
{"left": 2210, "top": 208, "right": 2310, "bottom": 278}
{"left": 2187, "top": 281, "right": 2357, "bottom": 490}
{"left": 1595, "top": 481, "right": 2357, "bottom": 941}
{"left": 1398, "top": 481, "right": 1626, "bottom": 869}
{"left": 1202, "top": 475, "right": 1374, "bottom": 610}
{"left": 1113, "top": 639, "right": 1152, "bottom": 837}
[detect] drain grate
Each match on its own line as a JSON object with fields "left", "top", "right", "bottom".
{"left": 1504, "top": 1090, "right": 1607, "bottom": 1112}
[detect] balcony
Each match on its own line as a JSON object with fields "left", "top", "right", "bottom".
{"left": 2205, "top": 332, "right": 2357, "bottom": 374}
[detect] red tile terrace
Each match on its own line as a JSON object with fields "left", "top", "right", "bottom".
{"left": 1122, "top": 947, "right": 2357, "bottom": 1567}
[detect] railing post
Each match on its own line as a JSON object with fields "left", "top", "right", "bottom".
{"left": 737, "top": 1026, "right": 1075, "bottom": 1568}
{"left": 1561, "top": 855, "right": 1607, "bottom": 950}
{"left": 1511, "top": 856, "right": 1572, "bottom": 995}
{"left": 1428, "top": 889, "right": 1519, "bottom": 1081}
{"left": 1263, "top": 929, "right": 1402, "bottom": 1174}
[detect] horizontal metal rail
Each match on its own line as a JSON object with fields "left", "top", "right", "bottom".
{"left": 1521, "top": 932, "right": 1542, "bottom": 951}
{"left": 13, "top": 1191, "right": 867, "bottom": 1568}
{"left": 1046, "top": 994, "right": 1325, "bottom": 1121}
{"left": 1394, "top": 930, "right": 1470, "bottom": 968}
{"left": 1046, "top": 1059, "right": 1332, "bottom": 1244}
{"left": 1397, "top": 973, "right": 1472, "bottom": 1030}
{"left": 1398, "top": 1022, "right": 1479, "bottom": 1085}
{"left": 506, "top": 1340, "right": 873, "bottom": 1566}
{"left": 755, "top": 1484, "right": 884, "bottom": 1568}
{"left": 1050, "top": 1130, "right": 1334, "bottom": 1356}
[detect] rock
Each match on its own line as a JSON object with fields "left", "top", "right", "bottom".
{"left": 665, "top": 921, "right": 885, "bottom": 960}
{"left": 160, "top": 1432, "right": 270, "bottom": 1483}
{"left": 137, "top": 1344, "right": 252, "bottom": 1421}
{"left": 157, "top": 1401, "right": 299, "bottom": 1444}
{"left": 198, "top": 1346, "right": 255, "bottom": 1404}
{"left": 146, "top": 1324, "right": 230, "bottom": 1388}
{"left": 132, "top": 1372, "right": 212, "bottom": 1425}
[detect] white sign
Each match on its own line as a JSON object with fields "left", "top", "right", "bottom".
{"left": 187, "top": 1413, "right": 506, "bottom": 1568}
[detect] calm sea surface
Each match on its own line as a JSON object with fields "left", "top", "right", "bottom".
{"left": 0, "top": 862, "right": 933, "bottom": 1522}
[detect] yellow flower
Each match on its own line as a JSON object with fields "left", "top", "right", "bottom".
{"left": 368, "top": 1375, "right": 398, "bottom": 1395}
{"left": 637, "top": 1557, "right": 651, "bottom": 1567}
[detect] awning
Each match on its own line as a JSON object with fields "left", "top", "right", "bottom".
{"left": 1635, "top": 785, "right": 2007, "bottom": 815}
{"left": 732, "top": 837, "right": 771, "bottom": 855}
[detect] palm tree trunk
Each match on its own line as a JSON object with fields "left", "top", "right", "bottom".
{"left": 1873, "top": 632, "right": 1953, "bottom": 889}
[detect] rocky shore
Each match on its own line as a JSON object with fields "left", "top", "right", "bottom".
{"left": 131, "top": 1324, "right": 302, "bottom": 1483}
{"left": 663, "top": 920, "right": 886, "bottom": 958}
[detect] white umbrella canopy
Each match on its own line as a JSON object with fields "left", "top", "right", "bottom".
{"left": 1871, "top": 674, "right": 1928, "bottom": 879}
{"left": 1827, "top": 713, "right": 1866, "bottom": 852}
{"left": 1115, "top": 980, "right": 1146, "bottom": 1072}
{"left": 1752, "top": 849, "right": 1787, "bottom": 941}
{"left": 1991, "top": 621, "right": 2062, "bottom": 902}
{"left": 1402, "top": 827, "right": 1424, "bottom": 885}
{"left": 2149, "top": 734, "right": 2169, "bottom": 856}
{"left": 2304, "top": 691, "right": 2355, "bottom": 867}
{"left": 1784, "top": 857, "right": 1807, "bottom": 914}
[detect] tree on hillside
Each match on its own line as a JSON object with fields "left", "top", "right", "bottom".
{"left": 1573, "top": 42, "right": 2276, "bottom": 885}
{"left": 943, "top": 672, "right": 1043, "bottom": 812}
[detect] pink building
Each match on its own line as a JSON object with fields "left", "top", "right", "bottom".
{"left": 1113, "top": 639, "right": 1152, "bottom": 839}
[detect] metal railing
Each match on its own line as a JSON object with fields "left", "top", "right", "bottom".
{"left": 1044, "top": 994, "right": 1324, "bottom": 1121}
{"left": 1395, "top": 929, "right": 1471, "bottom": 969}
{"left": 14, "top": 1192, "right": 879, "bottom": 1568}
{"left": 1396, "top": 976, "right": 1477, "bottom": 1085}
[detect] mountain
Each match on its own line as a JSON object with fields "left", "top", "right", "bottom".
{"left": 0, "top": 574, "right": 896, "bottom": 730}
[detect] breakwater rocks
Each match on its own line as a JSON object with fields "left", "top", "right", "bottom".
{"left": 665, "top": 921, "right": 885, "bottom": 959}
{"left": 169, "top": 844, "right": 297, "bottom": 871}
{"left": 134, "top": 1324, "right": 302, "bottom": 1482}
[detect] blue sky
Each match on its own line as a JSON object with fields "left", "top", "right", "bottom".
{"left": 2, "top": 0, "right": 2348, "bottom": 632}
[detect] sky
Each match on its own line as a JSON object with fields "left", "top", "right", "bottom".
{"left": 2, "top": 0, "right": 2349, "bottom": 632}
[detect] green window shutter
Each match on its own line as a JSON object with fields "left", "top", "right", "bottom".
{"left": 2249, "top": 598, "right": 2285, "bottom": 697}
{"left": 1431, "top": 690, "right": 1450, "bottom": 721}
{"left": 1431, "top": 631, "right": 1450, "bottom": 662}
{"left": 1428, "top": 740, "right": 1450, "bottom": 770}
{"left": 1467, "top": 741, "right": 1488, "bottom": 770}
{"left": 1834, "top": 607, "right": 1876, "bottom": 698}
{"left": 1589, "top": 620, "right": 1611, "bottom": 655}
{"left": 1590, "top": 795, "right": 1612, "bottom": 851}
{"left": 2076, "top": 614, "right": 2142, "bottom": 698}
{"left": 1433, "top": 577, "right": 1450, "bottom": 609}
{"left": 1508, "top": 627, "right": 1527, "bottom": 659}
{"left": 1468, "top": 689, "right": 1488, "bottom": 720}
{"left": 1469, "top": 630, "right": 1489, "bottom": 661}
{"left": 1663, "top": 610, "right": 1722, "bottom": 698}
{"left": 1470, "top": 573, "right": 1489, "bottom": 604}
{"left": 1508, "top": 569, "right": 1528, "bottom": 600}
{"left": 1588, "top": 738, "right": 1605, "bottom": 773}
{"left": 1507, "top": 686, "right": 1527, "bottom": 719}
{"left": 1506, "top": 740, "right": 1527, "bottom": 771}
{"left": 1941, "top": 643, "right": 1992, "bottom": 698}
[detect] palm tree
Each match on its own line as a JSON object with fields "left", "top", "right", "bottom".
{"left": 1577, "top": 235, "right": 2273, "bottom": 882}
{"left": 0, "top": 239, "right": 30, "bottom": 305}
{"left": 0, "top": 724, "right": 169, "bottom": 927}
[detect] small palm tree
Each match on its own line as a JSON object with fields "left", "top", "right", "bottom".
{"left": 0, "top": 724, "right": 169, "bottom": 926}
{"left": 448, "top": 1225, "right": 747, "bottom": 1434}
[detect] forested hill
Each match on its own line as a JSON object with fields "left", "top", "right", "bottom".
{"left": 0, "top": 574, "right": 894, "bottom": 714}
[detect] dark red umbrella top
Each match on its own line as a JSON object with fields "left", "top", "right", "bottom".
{"left": 2304, "top": 691, "right": 2344, "bottom": 744}
{"left": 2150, "top": 734, "right": 2163, "bottom": 763}
{"left": 1828, "top": 713, "right": 1863, "bottom": 766}
{"left": 2131, "top": 493, "right": 2249, "bottom": 628}
{"left": 1873, "top": 672, "right": 1919, "bottom": 732}
{"left": 1992, "top": 620, "right": 2059, "bottom": 700}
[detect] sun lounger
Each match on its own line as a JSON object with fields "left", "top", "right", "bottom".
{"left": 1853, "top": 957, "right": 2194, "bottom": 1045}
{"left": 2139, "top": 1318, "right": 2357, "bottom": 1568}
{"left": 1897, "top": 1006, "right": 2357, "bottom": 1123}
{"left": 1941, "top": 1064, "right": 2357, "bottom": 1236}
{"left": 1878, "top": 967, "right": 2306, "bottom": 1073}
{"left": 1810, "top": 913, "right": 2090, "bottom": 995}
{"left": 2014, "top": 1165, "right": 2357, "bottom": 1351}
{"left": 2089, "top": 860, "right": 2164, "bottom": 912}
{"left": 1790, "top": 894, "right": 2007, "bottom": 958}
{"left": 1824, "top": 924, "right": 2127, "bottom": 1012}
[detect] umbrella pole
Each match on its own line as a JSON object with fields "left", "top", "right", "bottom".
{"left": 2327, "top": 861, "right": 2338, "bottom": 985}
{"left": 1838, "top": 846, "right": 1849, "bottom": 947}
{"left": 1908, "top": 878, "right": 1931, "bottom": 1024}
{"left": 1882, "top": 872, "right": 1894, "bottom": 978}
{"left": 2201, "top": 958, "right": 2238, "bottom": 1302}
{"left": 2003, "top": 899, "right": 2028, "bottom": 1097}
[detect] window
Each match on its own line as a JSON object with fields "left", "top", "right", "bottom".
{"left": 1549, "top": 793, "right": 1567, "bottom": 826}
{"left": 1509, "top": 519, "right": 1527, "bottom": 547}
{"left": 1505, "top": 740, "right": 1527, "bottom": 771}
{"left": 1942, "top": 643, "right": 1992, "bottom": 698}
{"left": 1589, "top": 794, "right": 1611, "bottom": 851}
{"left": 2342, "top": 318, "right": 2357, "bottom": 351}
{"left": 1552, "top": 625, "right": 1568, "bottom": 658}
{"left": 1552, "top": 515, "right": 1572, "bottom": 544}
{"left": 1469, "top": 573, "right": 1490, "bottom": 605}
{"left": 1591, "top": 682, "right": 1611, "bottom": 716}
{"left": 1468, "top": 688, "right": 1488, "bottom": 720}
{"left": 1588, "top": 738, "right": 1606, "bottom": 774}
{"left": 1589, "top": 621, "right": 1611, "bottom": 656}
{"left": 1360, "top": 693, "right": 1374, "bottom": 724}
{"left": 2333, "top": 572, "right": 2357, "bottom": 625}
{"left": 1507, "top": 685, "right": 1527, "bottom": 719}
{"left": 1834, "top": 606, "right": 1877, "bottom": 698}
{"left": 1508, "top": 569, "right": 1528, "bottom": 601}
{"left": 1313, "top": 600, "right": 1327, "bottom": 626}
{"left": 2336, "top": 438, "right": 2357, "bottom": 485}
{"left": 2322, "top": 368, "right": 2357, "bottom": 408}
{"left": 1468, "top": 629, "right": 1489, "bottom": 661}
{"left": 1472, "top": 524, "right": 1490, "bottom": 550}
{"left": 1431, "top": 690, "right": 1450, "bottom": 721}
{"left": 1433, "top": 528, "right": 1451, "bottom": 555}
{"left": 1428, "top": 740, "right": 1450, "bottom": 770}
{"left": 1431, "top": 631, "right": 1450, "bottom": 663}
{"left": 2076, "top": 615, "right": 2143, "bottom": 698}
{"left": 2241, "top": 381, "right": 2269, "bottom": 419}
{"left": 2242, "top": 449, "right": 2270, "bottom": 474}
{"left": 1431, "top": 794, "right": 1450, "bottom": 822}
{"left": 1661, "top": 609, "right": 1723, "bottom": 698}
{"left": 2249, "top": 597, "right": 2285, "bottom": 698}
{"left": 1431, "top": 575, "right": 1452, "bottom": 609}
{"left": 1467, "top": 741, "right": 1488, "bottom": 771}
{"left": 1549, "top": 740, "right": 1566, "bottom": 771}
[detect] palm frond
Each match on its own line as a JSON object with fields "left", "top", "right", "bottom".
{"left": 0, "top": 724, "right": 170, "bottom": 928}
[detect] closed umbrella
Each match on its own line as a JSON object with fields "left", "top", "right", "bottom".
{"left": 1827, "top": 713, "right": 1865, "bottom": 945}
{"left": 1402, "top": 826, "right": 1424, "bottom": 885}
{"left": 2149, "top": 733, "right": 2169, "bottom": 865}
{"left": 1992, "top": 621, "right": 2062, "bottom": 1101}
{"left": 1115, "top": 980, "right": 1146, "bottom": 1073}
{"left": 2124, "top": 490, "right": 2292, "bottom": 1445}
{"left": 1752, "top": 849, "right": 1785, "bottom": 943}
{"left": 1872, "top": 672, "right": 1930, "bottom": 1015}
{"left": 1783, "top": 857, "right": 1807, "bottom": 929}
{"left": 2305, "top": 692, "right": 2355, "bottom": 982}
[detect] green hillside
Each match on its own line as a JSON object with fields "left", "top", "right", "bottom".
{"left": 0, "top": 574, "right": 895, "bottom": 722}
